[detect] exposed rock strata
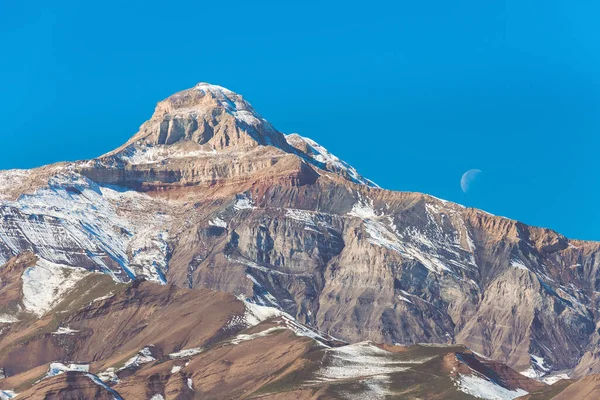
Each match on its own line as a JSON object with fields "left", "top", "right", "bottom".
{"left": 1, "top": 83, "right": 600, "bottom": 382}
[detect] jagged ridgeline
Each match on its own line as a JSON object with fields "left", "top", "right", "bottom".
{"left": 1, "top": 83, "right": 600, "bottom": 398}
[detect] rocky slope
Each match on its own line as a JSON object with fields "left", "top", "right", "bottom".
{"left": 0, "top": 253, "right": 560, "bottom": 399}
{"left": 1, "top": 82, "right": 600, "bottom": 386}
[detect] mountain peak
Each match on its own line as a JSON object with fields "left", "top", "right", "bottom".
{"left": 193, "top": 81, "right": 234, "bottom": 94}
{"left": 109, "top": 82, "right": 289, "bottom": 155}
{"left": 100, "top": 82, "right": 376, "bottom": 188}
{"left": 151, "top": 82, "right": 264, "bottom": 129}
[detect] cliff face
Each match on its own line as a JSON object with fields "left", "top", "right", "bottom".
{"left": 1, "top": 82, "right": 600, "bottom": 383}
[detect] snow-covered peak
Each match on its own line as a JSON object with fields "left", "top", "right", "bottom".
{"left": 100, "top": 83, "right": 378, "bottom": 188}
{"left": 153, "top": 82, "right": 265, "bottom": 128}
{"left": 103, "top": 82, "right": 288, "bottom": 155}
{"left": 193, "top": 82, "right": 235, "bottom": 96}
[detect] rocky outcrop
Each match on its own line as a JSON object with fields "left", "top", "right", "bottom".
{"left": 0, "top": 253, "right": 36, "bottom": 317}
{"left": 113, "top": 82, "right": 291, "bottom": 152}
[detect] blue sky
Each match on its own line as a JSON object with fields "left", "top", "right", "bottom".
{"left": 1, "top": 1, "right": 599, "bottom": 240}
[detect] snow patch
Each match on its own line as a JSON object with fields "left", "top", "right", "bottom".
{"left": 454, "top": 374, "right": 527, "bottom": 400}
{"left": 0, "top": 315, "right": 18, "bottom": 324}
{"left": 518, "top": 367, "right": 537, "bottom": 379}
{"left": 169, "top": 347, "right": 204, "bottom": 359}
{"left": 348, "top": 197, "right": 380, "bottom": 220}
{"left": 0, "top": 390, "right": 17, "bottom": 400}
{"left": 530, "top": 354, "right": 550, "bottom": 372}
{"left": 285, "top": 209, "right": 316, "bottom": 226}
{"left": 520, "top": 354, "right": 551, "bottom": 379}
{"left": 46, "top": 362, "right": 89, "bottom": 378}
{"left": 22, "top": 258, "right": 89, "bottom": 316}
{"left": 286, "top": 134, "right": 378, "bottom": 187}
{"left": 510, "top": 258, "right": 529, "bottom": 271}
{"left": 229, "top": 326, "right": 286, "bottom": 345}
{"left": 209, "top": 217, "right": 227, "bottom": 228}
{"left": 541, "top": 372, "right": 569, "bottom": 385}
{"left": 52, "top": 326, "right": 79, "bottom": 335}
{"left": 171, "top": 365, "right": 183, "bottom": 373}
{"left": 194, "top": 82, "right": 264, "bottom": 127}
{"left": 238, "top": 297, "right": 286, "bottom": 327}
{"left": 91, "top": 293, "right": 115, "bottom": 304}
{"left": 397, "top": 294, "right": 413, "bottom": 304}
{"left": 119, "top": 145, "right": 218, "bottom": 166}
{"left": 234, "top": 194, "right": 255, "bottom": 210}
{"left": 119, "top": 346, "right": 156, "bottom": 371}
{"left": 348, "top": 197, "right": 403, "bottom": 252}
{"left": 97, "top": 367, "right": 119, "bottom": 384}
{"left": 229, "top": 298, "right": 336, "bottom": 347}
{"left": 277, "top": 314, "right": 336, "bottom": 347}
{"left": 313, "top": 342, "right": 411, "bottom": 381}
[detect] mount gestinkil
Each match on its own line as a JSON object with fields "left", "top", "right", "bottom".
{"left": 1, "top": 83, "right": 600, "bottom": 399}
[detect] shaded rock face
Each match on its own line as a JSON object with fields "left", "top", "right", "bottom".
{"left": 0, "top": 252, "right": 36, "bottom": 316}
{"left": 16, "top": 372, "right": 119, "bottom": 400}
{"left": 168, "top": 182, "right": 600, "bottom": 376}
{"left": 2, "top": 82, "right": 600, "bottom": 382}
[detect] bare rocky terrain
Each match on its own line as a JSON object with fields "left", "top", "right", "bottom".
{"left": 2, "top": 82, "right": 600, "bottom": 398}
{"left": 0, "top": 253, "right": 562, "bottom": 399}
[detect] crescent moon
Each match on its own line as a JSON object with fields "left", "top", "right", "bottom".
{"left": 461, "top": 169, "right": 482, "bottom": 193}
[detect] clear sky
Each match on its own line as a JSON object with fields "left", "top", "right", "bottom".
{"left": 1, "top": 1, "right": 599, "bottom": 240}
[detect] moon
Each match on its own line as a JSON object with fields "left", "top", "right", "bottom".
{"left": 461, "top": 169, "right": 482, "bottom": 193}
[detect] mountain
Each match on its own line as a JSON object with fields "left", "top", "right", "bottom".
{"left": 2, "top": 83, "right": 600, "bottom": 396}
